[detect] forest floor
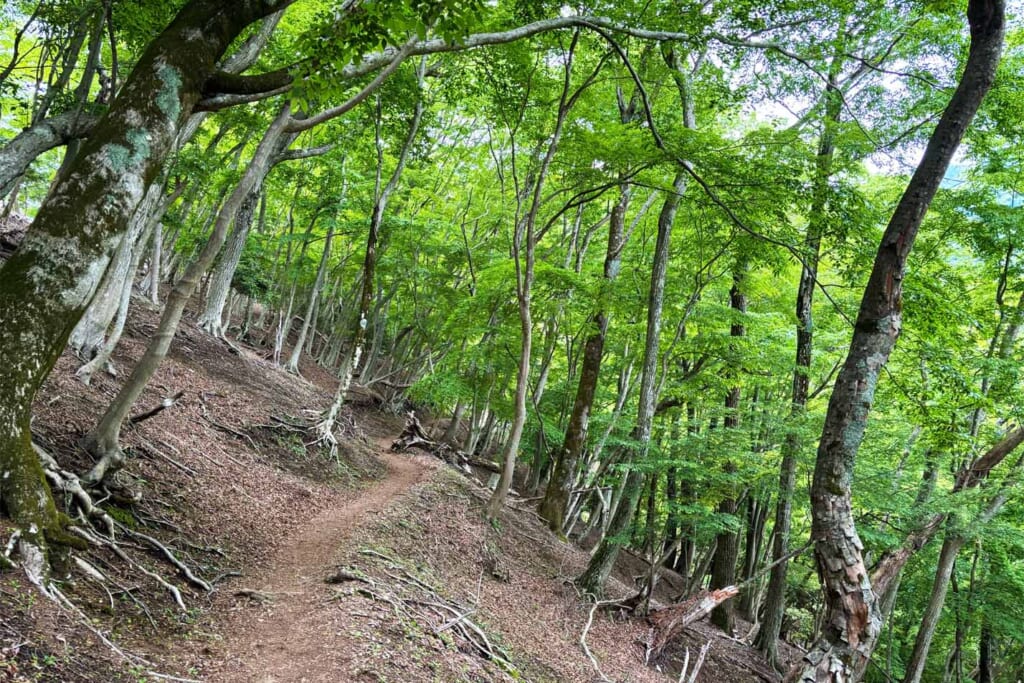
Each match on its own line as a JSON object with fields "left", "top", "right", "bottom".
{"left": 2, "top": 298, "right": 798, "bottom": 682}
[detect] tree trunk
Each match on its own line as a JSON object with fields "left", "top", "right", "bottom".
{"left": 82, "top": 104, "right": 293, "bottom": 484}
{"left": 0, "top": 0, "right": 285, "bottom": 571}
{"left": 486, "top": 37, "right": 589, "bottom": 519}
{"left": 576, "top": 172, "right": 684, "bottom": 596}
{"left": 196, "top": 185, "right": 262, "bottom": 337}
{"left": 148, "top": 221, "right": 163, "bottom": 304}
{"left": 755, "top": 60, "right": 840, "bottom": 668}
{"left": 287, "top": 219, "right": 337, "bottom": 372}
{"left": 977, "top": 621, "right": 993, "bottom": 683}
{"left": 710, "top": 266, "right": 747, "bottom": 633}
{"left": 903, "top": 535, "right": 964, "bottom": 683}
{"left": 787, "top": 3, "right": 1003, "bottom": 679}
{"left": 538, "top": 181, "right": 629, "bottom": 534}
{"left": 320, "top": 83, "right": 424, "bottom": 446}
{"left": 76, "top": 217, "right": 157, "bottom": 385}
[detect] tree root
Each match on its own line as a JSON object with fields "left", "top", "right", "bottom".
{"left": 390, "top": 411, "right": 476, "bottom": 473}
{"left": 119, "top": 526, "right": 212, "bottom": 592}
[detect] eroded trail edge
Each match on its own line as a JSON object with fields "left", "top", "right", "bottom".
{"left": 206, "top": 442, "right": 435, "bottom": 683}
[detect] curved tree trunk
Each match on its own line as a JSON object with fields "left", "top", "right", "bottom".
{"left": 82, "top": 104, "right": 293, "bottom": 485}
{"left": 538, "top": 181, "right": 629, "bottom": 534}
{"left": 0, "top": 0, "right": 286, "bottom": 572}
{"left": 787, "top": 3, "right": 1003, "bottom": 679}
{"left": 0, "top": 111, "right": 99, "bottom": 199}
{"left": 76, "top": 217, "right": 157, "bottom": 385}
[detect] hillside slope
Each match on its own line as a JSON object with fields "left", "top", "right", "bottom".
{"left": 2, "top": 301, "right": 794, "bottom": 682}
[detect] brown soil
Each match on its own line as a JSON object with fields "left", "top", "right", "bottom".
{"left": 3, "top": 299, "right": 798, "bottom": 682}
{"left": 203, "top": 444, "right": 438, "bottom": 683}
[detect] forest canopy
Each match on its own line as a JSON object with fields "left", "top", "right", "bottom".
{"left": 0, "top": 0, "right": 1020, "bottom": 681}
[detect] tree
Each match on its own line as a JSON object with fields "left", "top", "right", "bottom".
{"left": 0, "top": 0, "right": 288, "bottom": 577}
{"left": 789, "top": 1, "right": 1005, "bottom": 678}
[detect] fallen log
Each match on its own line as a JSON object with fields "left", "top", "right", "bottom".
{"left": 647, "top": 586, "right": 739, "bottom": 660}
{"left": 391, "top": 411, "right": 474, "bottom": 473}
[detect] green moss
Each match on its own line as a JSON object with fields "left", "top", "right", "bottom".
{"left": 105, "top": 505, "right": 137, "bottom": 528}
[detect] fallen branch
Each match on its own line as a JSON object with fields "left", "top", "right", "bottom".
{"left": 128, "top": 391, "right": 185, "bottom": 425}
{"left": 647, "top": 587, "right": 739, "bottom": 660}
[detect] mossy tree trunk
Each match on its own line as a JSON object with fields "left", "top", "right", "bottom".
{"left": 83, "top": 104, "right": 293, "bottom": 484}
{"left": 0, "top": 0, "right": 289, "bottom": 569}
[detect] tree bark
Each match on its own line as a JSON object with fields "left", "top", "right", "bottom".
{"left": 902, "top": 534, "right": 963, "bottom": 683}
{"left": 787, "top": 2, "right": 1004, "bottom": 679}
{"left": 486, "top": 36, "right": 594, "bottom": 519}
{"left": 0, "top": 111, "right": 99, "bottom": 199}
{"left": 0, "top": 0, "right": 287, "bottom": 570}
{"left": 538, "top": 83, "right": 640, "bottom": 533}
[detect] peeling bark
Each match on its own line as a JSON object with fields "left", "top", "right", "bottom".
{"left": 788, "top": 2, "right": 1004, "bottom": 680}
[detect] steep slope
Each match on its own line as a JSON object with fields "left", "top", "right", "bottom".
{"left": 2, "top": 299, "right": 794, "bottom": 682}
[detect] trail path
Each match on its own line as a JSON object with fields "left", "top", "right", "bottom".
{"left": 206, "top": 440, "right": 435, "bottom": 682}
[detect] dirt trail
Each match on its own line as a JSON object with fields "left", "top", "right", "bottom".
{"left": 206, "top": 441, "right": 436, "bottom": 683}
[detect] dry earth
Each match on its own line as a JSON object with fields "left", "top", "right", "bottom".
{"left": 0, "top": 300, "right": 798, "bottom": 682}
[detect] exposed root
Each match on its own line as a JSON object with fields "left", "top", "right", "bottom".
{"left": 119, "top": 526, "right": 213, "bottom": 592}
{"left": 70, "top": 526, "right": 187, "bottom": 611}
{"left": 34, "top": 442, "right": 116, "bottom": 538}
{"left": 390, "top": 411, "right": 489, "bottom": 474}
{"left": 580, "top": 598, "right": 614, "bottom": 682}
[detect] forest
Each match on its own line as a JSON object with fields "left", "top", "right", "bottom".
{"left": 0, "top": 0, "right": 1020, "bottom": 681}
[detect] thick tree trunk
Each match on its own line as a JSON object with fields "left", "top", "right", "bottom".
{"left": 0, "top": 0, "right": 286, "bottom": 569}
{"left": 787, "top": 3, "right": 1003, "bottom": 679}
{"left": 82, "top": 105, "right": 293, "bottom": 484}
